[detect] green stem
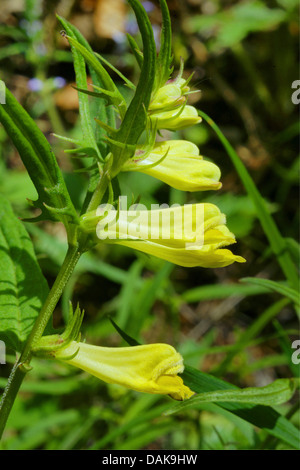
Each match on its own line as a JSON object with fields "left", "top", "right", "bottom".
{"left": 199, "top": 110, "right": 299, "bottom": 291}
{"left": 0, "top": 362, "right": 25, "bottom": 439}
{"left": 86, "top": 170, "right": 110, "bottom": 213}
{"left": 0, "top": 162, "right": 110, "bottom": 438}
{"left": 0, "top": 244, "right": 82, "bottom": 439}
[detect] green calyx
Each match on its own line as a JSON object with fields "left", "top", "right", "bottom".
{"left": 31, "top": 303, "right": 84, "bottom": 358}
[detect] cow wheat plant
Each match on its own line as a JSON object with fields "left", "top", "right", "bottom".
{"left": 0, "top": 0, "right": 299, "bottom": 450}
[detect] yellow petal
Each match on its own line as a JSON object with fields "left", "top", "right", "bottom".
{"left": 110, "top": 202, "right": 245, "bottom": 267}
{"left": 117, "top": 238, "right": 245, "bottom": 267}
{"left": 125, "top": 140, "right": 222, "bottom": 192}
{"left": 151, "top": 140, "right": 200, "bottom": 156}
{"left": 55, "top": 341, "right": 194, "bottom": 400}
{"left": 156, "top": 375, "right": 194, "bottom": 400}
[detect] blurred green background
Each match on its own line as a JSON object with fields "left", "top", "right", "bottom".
{"left": 0, "top": 0, "right": 299, "bottom": 450}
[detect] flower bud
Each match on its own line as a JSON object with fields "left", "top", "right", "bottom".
{"left": 149, "top": 82, "right": 186, "bottom": 112}
{"left": 150, "top": 105, "right": 202, "bottom": 130}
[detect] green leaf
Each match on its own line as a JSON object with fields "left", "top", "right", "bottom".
{"left": 241, "top": 277, "right": 300, "bottom": 307}
{"left": 0, "top": 88, "right": 79, "bottom": 240}
{"left": 179, "top": 366, "right": 300, "bottom": 449}
{"left": 156, "top": 0, "right": 173, "bottom": 87}
{"left": 167, "top": 378, "right": 299, "bottom": 413}
{"left": 105, "top": 320, "right": 300, "bottom": 449}
{"left": 0, "top": 194, "right": 49, "bottom": 352}
{"left": 56, "top": 16, "right": 116, "bottom": 213}
{"left": 62, "top": 34, "right": 127, "bottom": 118}
{"left": 109, "top": 318, "right": 140, "bottom": 347}
{"left": 56, "top": 16, "right": 105, "bottom": 164}
{"left": 126, "top": 33, "right": 143, "bottom": 69}
{"left": 94, "top": 52, "right": 136, "bottom": 90}
{"left": 110, "top": 0, "right": 157, "bottom": 172}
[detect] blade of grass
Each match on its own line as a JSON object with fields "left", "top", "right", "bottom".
{"left": 198, "top": 110, "right": 299, "bottom": 292}
{"left": 241, "top": 277, "right": 300, "bottom": 309}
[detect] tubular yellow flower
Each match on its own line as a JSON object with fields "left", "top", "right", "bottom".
{"left": 81, "top": 202, "right": 246, "bottom": 268}
{"left": 54, "top": 341, "right": 194, "bottom": 400}
{"left": 123, "top": 140, "right": 222, "bottom": 191}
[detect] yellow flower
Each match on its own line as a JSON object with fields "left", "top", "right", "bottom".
{"left": 123, "top": 140, "right": 222, "bottom": 191}
{"left": 81, "top": 202, "right": 246, "bottom": 268}
{"left": 55, "top": 341, "right": 194, "bottom": 400}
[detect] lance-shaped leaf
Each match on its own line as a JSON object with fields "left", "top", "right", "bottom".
{"left": 61, "top": 33, "right": 127, "bottom": 119}
{"left": 56, "top": 16, "right": 114, "bottom": 214}
{"left": 0, "top": 194, "right": 49, "bottom": 352}
{"left": 110, "top": 0, "right": 157, "bottom": 173}
{"left": 241, "top": 277, "right": 300, "bottom": 311}
{"left": 126, "top": 33, "right": 143, "bottom": 69}
{"left": 166, "top": 378, "right": 299, "bottom": 413}
{"left": 180, "top": 366, "right": 300, "bottom": 450}
{"left": 56, "top": 16, "right": 106, "bottom": 164}
{"left": 0, "top": 88, "right": 79, "bottom": 239}
{"left": 156, "top": 0, "right": 173, "bottom": 89}
{"left": 107, "top": 321, "right": 300, "bottom": 450}
{"left": 94, "top": 52, "right": 136, "bottom": 91}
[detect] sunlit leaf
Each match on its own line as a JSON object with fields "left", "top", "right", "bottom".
{"left": 0, "top": 194, "right": 49, "bottom": 352}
